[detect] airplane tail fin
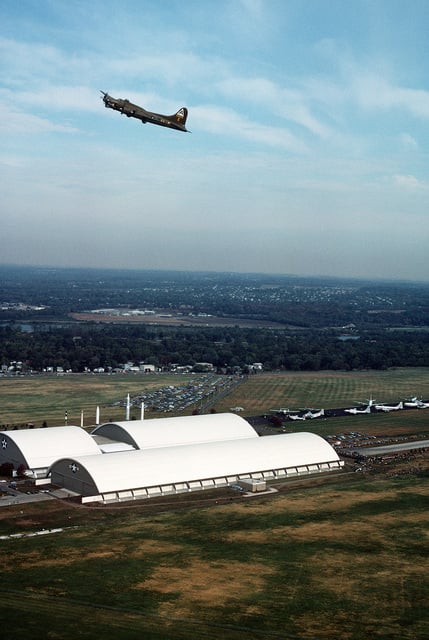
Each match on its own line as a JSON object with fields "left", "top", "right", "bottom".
{"left": 167, "top": 107, "right": 188, "bottom": 130}
{"left": 174, "top": 107, "right": 188, "bottom": 124}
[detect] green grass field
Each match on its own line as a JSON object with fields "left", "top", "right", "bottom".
{"left": 0, "top": 474, "right": 428, "bottom": 639}
{"left": 1, "top": 367, "right": 428, "bottom": 428}
{"left": 214, "top": 368, "right": 429, "bottom": 416}
{"left": 0, "top": 373, "right": 196, "bottom": 426}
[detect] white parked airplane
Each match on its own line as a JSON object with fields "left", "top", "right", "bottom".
{"left": 355, "top": 396, "right": 377, "bottom": 407}
{"left": 288, "top": 414, "right": 306, "bottom": 421}
{"left": 344, "top": 405, "right": 371, "bottom": 415}
{"left": 303, "top": 409, "right": 325, "bottom": 419}
{"left": 269, "top": 408, "right": 294, "bottom": 415}
{"left": 404, "top": 397, "right": 429, "bottom": 408}
{"left": 374, "top": 401, "right": 403, "bottom": 412}
{"left": 345, "top": 395, "right": 377, "bottom": 415}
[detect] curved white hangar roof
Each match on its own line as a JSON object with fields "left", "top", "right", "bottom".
{"left": 0, "top": 426, "right": 101, "bottom": 473}
{"left": 49, "top": 432, "right": 342, "bottom": 501}
{"left": 91, "top": 413, "right": 257, "bottom": 450}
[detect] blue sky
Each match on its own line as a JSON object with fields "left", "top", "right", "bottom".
{"left": 1, "top": 0, "right": 428, "bottom": 281}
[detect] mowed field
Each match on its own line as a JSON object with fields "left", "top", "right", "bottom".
{"left": 0, "top": 475, "right": 428, "bottom": 639}
{"left": 0, "top": 373, "right": 196, "bottom": 426}
{"left": 214, "top": 368, "right": 429, "bottom": 416}
{"left": 213, "top": 368, "right": 429, "bottom": 438}
{"left": 1, "top": 367, "right": 429, "bottom": 427}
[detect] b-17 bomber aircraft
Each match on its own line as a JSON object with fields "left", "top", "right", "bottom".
{"left": 101, "top": 91, "right": 189, "bottom": 132}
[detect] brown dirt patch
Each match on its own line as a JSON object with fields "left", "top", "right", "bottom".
{"left": 135, "top": 558, "right": 273, "bottom": 615}
{"left": 129, "top": 539, "right": 183, "bottom": 557}
{"left": 2, "top": 539, "right": 182, "bottom": 572}
{"left": 309, "top": 547, "right": 429, "bottom": 606}
{"left": 215, "top": 487, "right": 404, "bottom": 520}
{"left": 226, "top": 510, "right": 428, "bottom": 547}
{"left": 222, "top": 486, "right": 428, "bottom": 547}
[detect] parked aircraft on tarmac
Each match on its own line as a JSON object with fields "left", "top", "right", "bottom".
{"left": 404, "top": 397, "right": 429, "bottom": 408}
{"left": 374, "top": 401, "right": 403, "bottom": 412}
{"left": 344, "top": 395, "right": 377, "bottom": 415}
{"left": 101, "top": 91, "right": 189, "bottom": 132}
{"left": 270, "top": 408, "right": 310, "bottom": 419}
{"left": 344, "top": 405, "right": 372, "bottom": 415}
{"left": 302, "top": 409, "right": 325, "bottom": 419}
{"left": 355, "top": 396, "right": 377, "bottom": 407}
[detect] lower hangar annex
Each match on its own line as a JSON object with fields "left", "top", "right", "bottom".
{"left": 0, "top": 413, "right": 343, "bottom": 504}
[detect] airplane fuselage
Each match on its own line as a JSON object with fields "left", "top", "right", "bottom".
{"left": 303, "top": 409, "right": 325, "bottom": 419}
{"left": 375, "top": 402, "right": 403, "bottom": 412}
{"left": 101, "top": 92, "right": 188, "bottom": 132}
{"left": 344, "top": 405, "right": 371, "bottom": 415}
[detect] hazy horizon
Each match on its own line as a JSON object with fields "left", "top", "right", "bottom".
{"left": 1, "top": 260, "right": 428, "bottom": 286}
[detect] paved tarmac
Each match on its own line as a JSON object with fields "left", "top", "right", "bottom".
{"left": 0, "top": 483, "right": 52, "bottom": 506}
{"left": 347, "top": 439, "right": 429, "bottom": 457}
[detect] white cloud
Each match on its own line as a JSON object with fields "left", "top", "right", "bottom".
{"left": 0, "top": 36, "right": 84, "bottom": 84}
{"left": 0, "top": 101, "right": 79, "bottom": 134}
{"left": 238, "top": 0, "right": 265, "bottom": 18}
{"left": 191, "top": 104, "right": 307, "bottom": 153}
{"left": 309, "top": 42, "right": 429, "bottom": 122}
{"left": 218, "top": 76, "right": 333, "bottom": 138}
{"left": 393, "top": 174, "right": 425, "bottom": 189}
{"left": 399, "top": 133, "right": 418, "bottom": 148}
{"left": 0, "top": 154, "right": 26, "bottom": 168}
{"left": 107, "top": 52, "right": 212, "bottom": 86}
{"left": 353, "top": 72, "right": 429, "bottom": 118}
{"left": 1, "top": 86, "right": 99, "bottom": 113}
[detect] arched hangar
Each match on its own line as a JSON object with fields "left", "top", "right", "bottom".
{"left": 0, "top": 426, "right": 101, "bottom": 478}
{"left": 49, "top": 432, "right": 343, "bottom": 504}
{"left": 91, "top": 412, "right": 258, "bottom": 450}
{"left": 0, "top": 414, "right": 257, "bottom": 478}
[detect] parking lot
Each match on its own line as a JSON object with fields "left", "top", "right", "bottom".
{"left": 0, "top": 481, "right": 58, "bottom": 506}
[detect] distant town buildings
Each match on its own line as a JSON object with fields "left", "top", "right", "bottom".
{"left": 0, "top": 302, "right": 47, "bottom": 311}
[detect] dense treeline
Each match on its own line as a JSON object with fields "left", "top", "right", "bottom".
{"left": 1, "top": 325, "right": 429, "bottom": 372}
